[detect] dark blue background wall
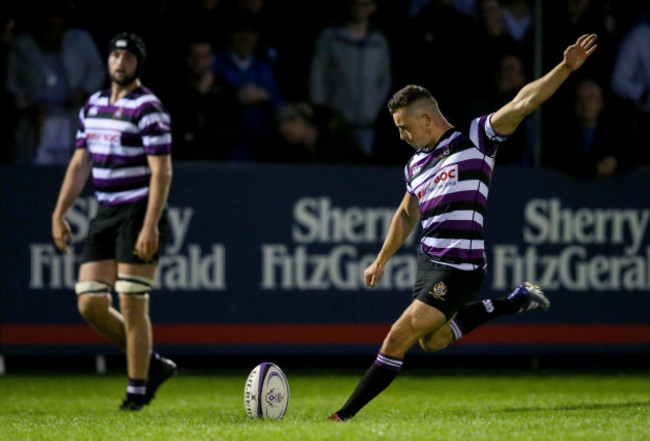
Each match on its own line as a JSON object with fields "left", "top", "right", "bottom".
{"left": 1, "top": 164, "right": 649, "bottom": 356}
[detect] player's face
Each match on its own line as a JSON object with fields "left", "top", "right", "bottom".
{"left": 393, "top": 108, "right": 427, "bottom": 149}
{"left": 108, "top": 49, "right": 139, "bottom": 86}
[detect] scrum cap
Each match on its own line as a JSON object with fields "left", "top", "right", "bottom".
{"left": 108, "top": 32, "right": 147, "bottom": 77}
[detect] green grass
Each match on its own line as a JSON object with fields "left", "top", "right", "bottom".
{"left": 0, "top": 371, "right": 648, "bottom": 440}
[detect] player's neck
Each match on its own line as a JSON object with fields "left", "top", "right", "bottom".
{"left": 110, "top": 79, "right": 142, "bottom": 104}
{"left": 429, "top": 119, "right": 454, "bottom": 146}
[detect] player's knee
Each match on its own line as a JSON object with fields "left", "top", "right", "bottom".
{"left": 115, "top": 274, "right": 153, "bottom": 297}
{"left": 384, "top": 320, "right": 418, "bottom": 352}
{"left": 75, "top": 281, "right": 112, "bottom": 318}
{"left": 418, "top": 326, "right": 453, "bottom": 352}
{"left": 418, "top": 336, "right": 449, "bottom": 352}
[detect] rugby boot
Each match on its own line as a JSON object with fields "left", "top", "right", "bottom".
{"left": 507, "top": 282, "right": 550, "bottom": 313}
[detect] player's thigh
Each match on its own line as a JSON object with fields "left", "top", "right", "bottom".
{"left": 117, "top": 263, "right": 158, "bottom": 280}
{"left": 78, "top": 260, "right": 117, "bottom": 283}
{"left": 389, "top": 299, "right": 448, "bottom": 343}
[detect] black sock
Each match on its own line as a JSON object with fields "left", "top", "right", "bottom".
{"left": 449, "top": 298, "right": 519, "bottom": 340}
{"left": 336, "top": 352, "right": 403, "bottom": 419}
{"left": 127, "top": 378, "right": 147, "bottom": 404}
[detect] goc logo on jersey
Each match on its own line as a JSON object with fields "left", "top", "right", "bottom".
{"left": 433, "top": 165, "right": 457, "bottom": 184}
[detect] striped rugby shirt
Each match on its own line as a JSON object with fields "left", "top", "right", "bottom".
{"left": 405, "top": 113, "right": 509, "bottom": 271}
{"left": 76, "top": 86, "right": 172, "bottom": 205}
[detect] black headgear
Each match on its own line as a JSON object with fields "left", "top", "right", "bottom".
{"left": 108, "top": 32, "right": 146, "bottom": 77}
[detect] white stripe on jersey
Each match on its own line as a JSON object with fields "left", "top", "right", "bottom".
{"left": 143, "top": 133, "right": 172, "bottom": 148}
{"left": 419, "top": 180, "right": 489, "bottom": 205}
{"left": 409, "top": 148, "right": 494, "bottom": 193}
{"left": 131, "top": 93, "right": 162, "bottom": 108}
{"left": 469, "top": 114, "right": 507, "bottom": 147}
{"left": 85, "top": 118, "right": 139, "bottom": 133}
{"left": 421, "top": 237, "right": 485, "bottom": 251}
{"left": 92, "top": 166, "right": 150, "bottom": 179}
{"left": 421, "top": 210, "right": 485, "bottom": 231}
{"left": 139, "top": 112, "right": 171, "bottom": 128}
{"left": 483, "top": 115, "right": 508, "bottom": 142}
{"left": 89, "top": 144, "right": 145, "bottom": 157}
{"left": 97, "top": 187, "right": 149, "bottom": 204}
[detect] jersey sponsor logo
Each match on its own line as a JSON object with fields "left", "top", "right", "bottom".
{"left": 429, "top": 281, "right": 447, "bottom": 301}
{"left": 433, "top": 165, "right": 457, "bottom": 184}
{"left": 87, "top": 132, "right": 120, "bottom": 143}
{"left": 417, "top": 164, "right": 458, "bottom": 198}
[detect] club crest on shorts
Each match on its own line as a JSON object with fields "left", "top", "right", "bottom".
{"left": 429, "top": 281, "right": 447, "bottom": 301}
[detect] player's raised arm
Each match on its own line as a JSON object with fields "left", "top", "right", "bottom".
{"left": 491, "top": 33, "right": 598, "bottom": 136}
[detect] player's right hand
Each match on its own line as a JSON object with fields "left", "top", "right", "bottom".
{"left": 52, "top": 216, "right": 72, "bottom": 254}
{"left": 364, "top": 260, "right": 385, "bottom": 288}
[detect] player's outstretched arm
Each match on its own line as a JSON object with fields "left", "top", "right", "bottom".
{"left": 365, "top": 191, "right": 420, "bottom": 287}
{"left": 491, "top": 33, "right": 598, "bottom": 136}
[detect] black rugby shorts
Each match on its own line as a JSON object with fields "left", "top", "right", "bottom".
{"left": 411, "top": 253, "right": 486, "bottom": 320}
{"left": 80, "top": 199, "right": 168, "bottom": 264}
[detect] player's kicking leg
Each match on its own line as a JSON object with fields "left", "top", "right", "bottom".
{"left": 419, "top": 282, "right": 549, "bottom": 352}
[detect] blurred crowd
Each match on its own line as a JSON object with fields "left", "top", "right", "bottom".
{"left": 1, "top": 0, "right": 649, "bottom": 179}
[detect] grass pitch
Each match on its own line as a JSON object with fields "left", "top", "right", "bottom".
{"left": 1, "top": 369, "right": 648, "bottom": 441}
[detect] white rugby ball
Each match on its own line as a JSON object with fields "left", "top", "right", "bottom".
{"left": 244, "top": 362, "right": 290, "bottom": 420}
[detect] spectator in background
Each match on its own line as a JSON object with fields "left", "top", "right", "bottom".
{"left": 501, "top": 0, "right": 533, "bottom": 42}
{"left": 5, "top": 4, "right": 105, "bottom": 165}
{"left": 610, "top": 11, "right": 650, "bottom": 166}
{"left": 308, "top": 0, "right": 392, "bottom": 160}
{"left": 475, "top": 0, "right": 530, "bottom": 81}
{"left": 396, "top": 0, "right": 481, "bottom": 123}
{"left": 166, "top": 36, "right": 245, "bottom": 162}
{"left": 541, "top": 0, "right": 615, "bottom": 85}
{"left": 543, "top": 79, "right": 631, "bottom": 178}
{"left": 262, "top": 101, "right": 366, "bottom": 165}
{"left": 212, "top": 13, "right": 284, "bottom": 161}
{"left": 462, "top": 53, "right": 534, "bottom": 165}
{"left": 173, "top": 0, "right": 229, "bottom": 52}
{"left": 225, "top": 0, "right": 278, "bottom": 63}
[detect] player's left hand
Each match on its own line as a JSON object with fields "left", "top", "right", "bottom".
{"left": 134, "top": 226, "right": 159, "bottom": 262}
{"left": 563, "top": 33, "right": 598, "bottom": 71}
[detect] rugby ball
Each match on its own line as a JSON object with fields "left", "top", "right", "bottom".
{"left": 244, "top": 362, "right": 290, "bottom": 419}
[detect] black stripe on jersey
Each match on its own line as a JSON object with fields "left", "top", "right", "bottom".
{"left": 94, "top": 179, "right": 150, "bottom": 193}
{"left": 91, "top": 160, "right": 147, "bottom": 170}
{"left": 120, "top": 136, "right": 144, "bottom": 147}
{"left": 138, "top": 102, "right": 169, "bottom": 119}
{"left": 458, "top": 169, "right": 491, "bottom": 185}
{"left": 422, "top": 228, "right": 484, "bottom": 240}
{"left": 427, "top": 254, "right": 486, "bottom": 265}
{"left": 422, "top": 200, "right": 486, "bottom": 219}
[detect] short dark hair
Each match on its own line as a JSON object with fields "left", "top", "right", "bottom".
{"left": 387, "top": 84, "right": 434, "bottom": 113}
